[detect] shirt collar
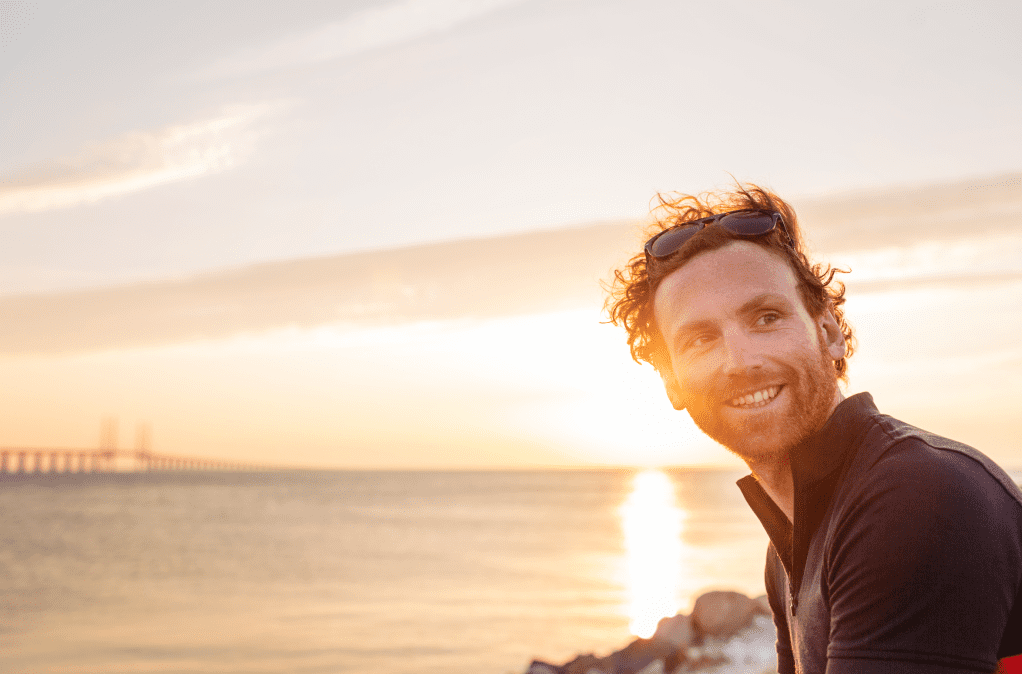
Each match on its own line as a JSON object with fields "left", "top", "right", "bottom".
{"left": 790, "top": 391, "right": 878, "bottom": 485}
{"left": 737, "top": 392, "right": 879, "bottom": 582}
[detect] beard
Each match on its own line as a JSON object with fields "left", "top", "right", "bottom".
{"left": 686, "top": 336, "right": 840, "bottom": 466}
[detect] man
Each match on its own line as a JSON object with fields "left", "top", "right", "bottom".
{"left": 605, "top": 184, "right": 1022, "bottom": 673}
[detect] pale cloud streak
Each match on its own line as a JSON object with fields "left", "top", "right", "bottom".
{"left": 200, "top": 0, "right": 525, "bottom": 79}
{"left": 0, "top": 103, "right": 281, "bottom": 215}
{"left": 835, "top": 230, "right": 1022, "bottom": 287}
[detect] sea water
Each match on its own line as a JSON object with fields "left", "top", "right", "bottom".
{"left": 1, "top": 469, "right": 775, "bottom": 674}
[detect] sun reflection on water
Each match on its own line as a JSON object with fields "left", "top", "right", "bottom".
{"left": 619, "top": 469, "right": 683, "bottom": 638}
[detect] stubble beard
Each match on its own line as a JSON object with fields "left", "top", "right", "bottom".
{"left": 688, "top": 342, "right": 840, "bottom": 466}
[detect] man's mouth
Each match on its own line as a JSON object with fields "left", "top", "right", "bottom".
{"left": 726, "top": 385, "right": 782, "bottom": 409}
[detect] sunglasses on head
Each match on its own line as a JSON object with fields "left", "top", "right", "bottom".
{"left": 644, "top": 209, "right": 791, "bottom": 265}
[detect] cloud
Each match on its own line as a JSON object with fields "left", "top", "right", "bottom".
{"left": 0, "top": 103, "right": 281, "bottom": 215}
{"left": 3, "top": 171, "right": 1020, "bottom": 356}
{"left": 835, "top": 230, "right": 1022, "bottom": 289}
{"left": 797, "top": 172, "right": 1022, "bottom": 253}
{"left": 199, "top": 0, "right": 524, "bottom": 79}
{"left": 0, "top": 220, "right": 638, "bottom": 355}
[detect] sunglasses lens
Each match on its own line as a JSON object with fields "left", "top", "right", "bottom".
{"left": 717, "top": 211, "right": 776, "bottom": 236}
{"left": 645, "top": 210, "right": 783, "bottom": 262}
{"left": 648, "top": 225, "right": 700, "bottom": 258}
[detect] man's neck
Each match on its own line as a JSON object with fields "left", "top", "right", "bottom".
{"left": 746, "top": 388, "right": 846, "bottom": 524}
{"left": 747, "top": 454, "right": 795, "bottom": 522}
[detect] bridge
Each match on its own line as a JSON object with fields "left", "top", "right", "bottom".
{"left": 0, "top": 447, "right": 265, "bottom": 473}
{"left": 0, "top": 420, "right": 271, "bottom": 473}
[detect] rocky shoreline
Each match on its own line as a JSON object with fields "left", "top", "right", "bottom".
{"left": 524, "top": 591, "right": 778, "bottom": 674}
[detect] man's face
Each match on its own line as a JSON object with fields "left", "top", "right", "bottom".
{"left": 652, "top": 241, "right": 846, "bottom": 464}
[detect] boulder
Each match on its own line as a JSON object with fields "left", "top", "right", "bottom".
{"left": 753, "top": 594, "right": 772, "bottom": 616}
{"left": 691, "top": 591, "right": 756, "bottom": 639}
{"left": 526, "top": 660, "right": 562, "bottom": 674}
{"left": 662, "top": 646, "right": 690, "bottom": 674}
{"left": 635, "top": 659, "right": 664, "bottom": 674}
{"left": 651, "top": 613, "right": 694, "bottom": 649}
{"left": 603, "top": 638, "right": 677, "bottom": 674}
{"left": 564, "top": 654, "right": 602, "bottom": 674}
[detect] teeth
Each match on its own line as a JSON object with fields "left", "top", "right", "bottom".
{"left": 729, "top": 386, "right": 779, "bottom": 408}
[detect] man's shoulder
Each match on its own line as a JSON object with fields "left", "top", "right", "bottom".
{"left": 847, "top": 405, "right": 1022, "bottom": 510}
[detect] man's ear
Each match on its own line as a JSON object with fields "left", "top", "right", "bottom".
{"left": 659, "top": 369, "right": 686, "bottom": 411}
{"left": 818, "top": 310, "right": 847, "bottom": 361}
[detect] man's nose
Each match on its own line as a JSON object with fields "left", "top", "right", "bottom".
{"left": 720, "top": 330, "right": 763, "bottom": 376}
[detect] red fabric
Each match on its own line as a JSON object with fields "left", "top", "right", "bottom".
{"left": 1001, "top": 655, "right": 1022, "bottom": 673}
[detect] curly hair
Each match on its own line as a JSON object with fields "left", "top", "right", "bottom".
{"left": 604, "top": 183, "right": 855, "bottom": 380}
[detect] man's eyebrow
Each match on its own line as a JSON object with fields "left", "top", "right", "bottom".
{"left": 673, "top": 318, "right": 715, "bottom": 339}
{"left": 738, "top": 293, "right": 793, "bottom": 315}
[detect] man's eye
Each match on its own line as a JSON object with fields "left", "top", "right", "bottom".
{"left": 757, "top": 312, "right": 780, "bottom": 326}
{"left": 690, "top": 334, "right": 713, "bottom": 347}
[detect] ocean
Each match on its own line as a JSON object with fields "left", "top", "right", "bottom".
{"left": 1, "top": 469, "right": 776, "bottom": 674}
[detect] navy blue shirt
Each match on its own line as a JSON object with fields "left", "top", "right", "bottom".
{"left": 738, "top": 393, "right": 1022, "bottom": 673}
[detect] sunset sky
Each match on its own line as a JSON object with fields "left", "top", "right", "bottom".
{"left": 1, "top": 0, "right": 1020, "bottom": 469}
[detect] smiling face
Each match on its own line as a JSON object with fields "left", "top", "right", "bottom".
{"left": 653, "top": 241, "right": 847, "bottom": 465}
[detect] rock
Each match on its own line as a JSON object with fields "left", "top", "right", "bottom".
{"left": 527, "top": 593, "right": 775, "bottom": 674}
{"left": 692, "top": 591, "right": 757, "bottom": 639}
{"left": 635, "top": 659, "right": 664, "bottom": 674}
{"left": 682, "top": 651, "right": 729, "bottom": 671}
{"left": 651, "top": 613, "right": 694, "bottom": 648}
{"left": 693, "top": 614, "right": 778, "bottom": 673}
{"left": 715, "top": 615, "right": 778, "bottom": 672}
{"left": 564, "top": 654, "right": 601, "bottom": 674}
{"left": 603, "top": 638, "right": 677, "bottom": 674}
{"left": 662, "top": 646, "right": 690, "bottom": 674}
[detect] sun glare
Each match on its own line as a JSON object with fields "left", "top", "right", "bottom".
{"left": 619, "top": 469, "right": 683, "bottom": 638}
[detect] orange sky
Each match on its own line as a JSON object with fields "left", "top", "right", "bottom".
{"left": 2, "top": 2, "right": 1021, "bottom": 469}
{"left": 1, "top": 176, "right": 1020, "bottom": 469}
